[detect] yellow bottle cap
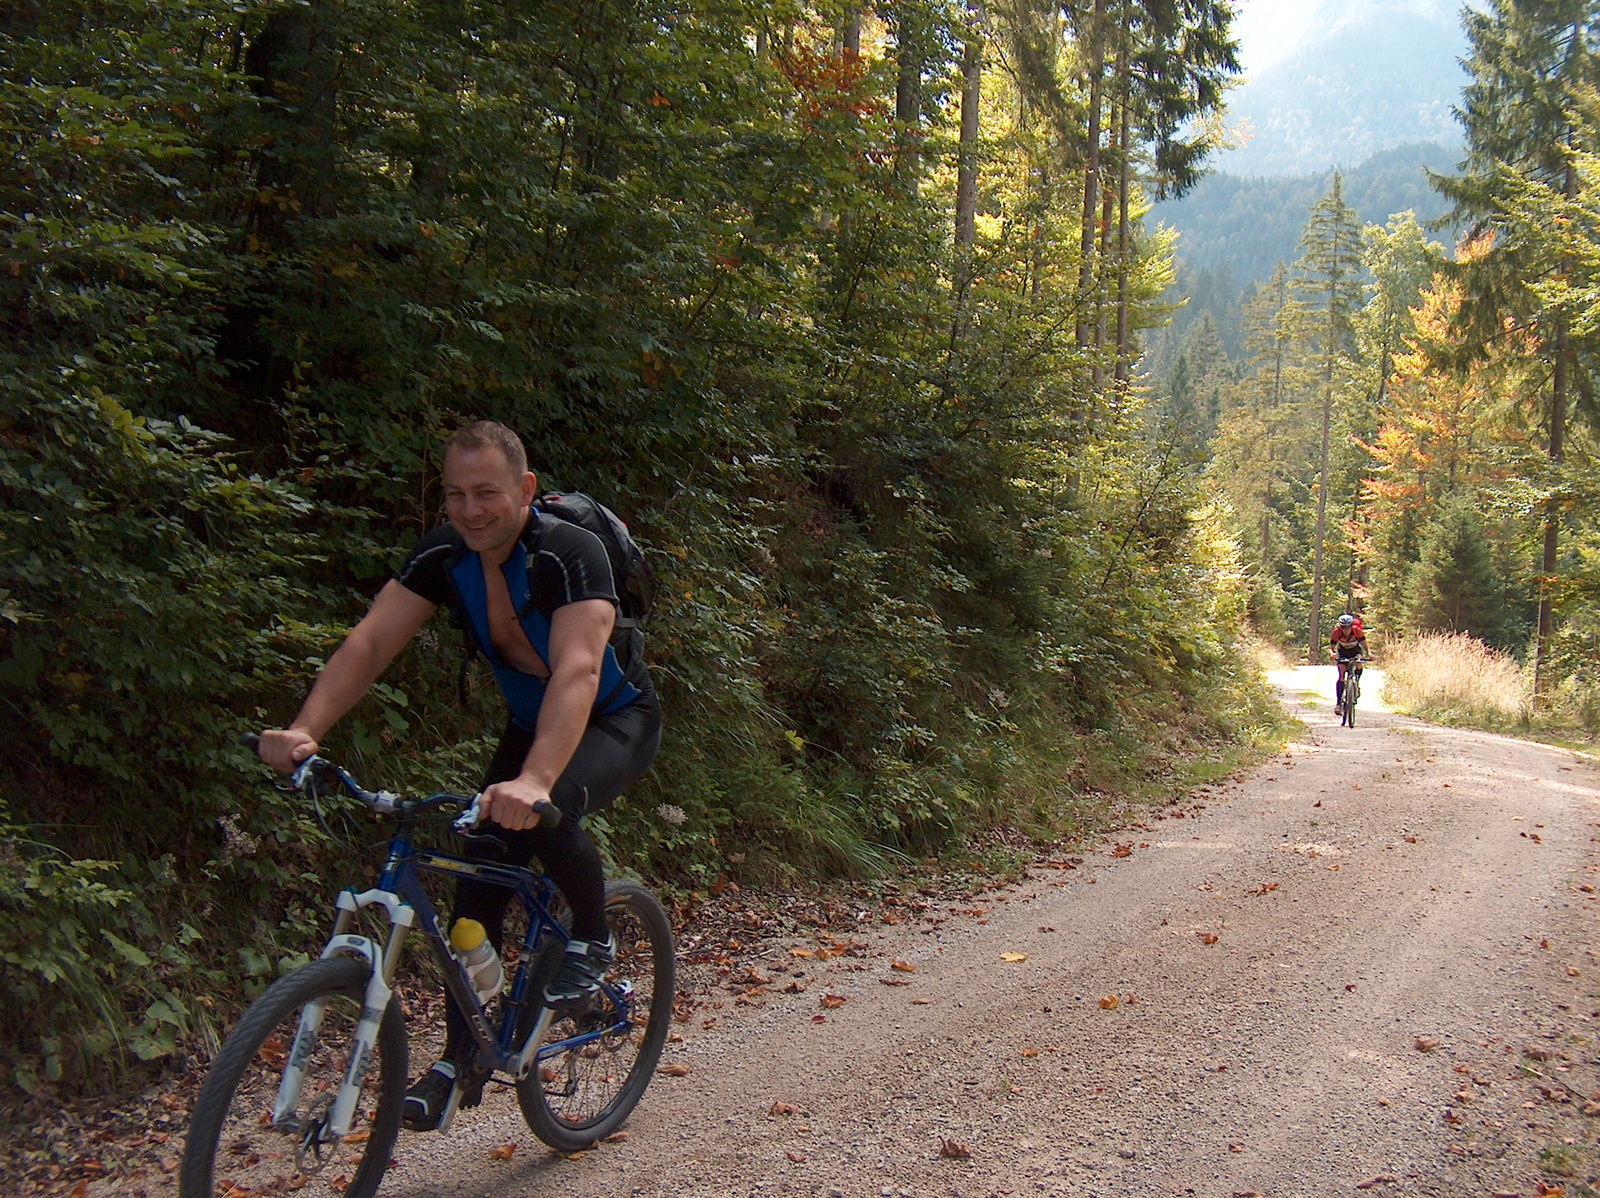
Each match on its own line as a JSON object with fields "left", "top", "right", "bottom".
{"left": 449, "top": 917, "right": 487, "bottom": 952}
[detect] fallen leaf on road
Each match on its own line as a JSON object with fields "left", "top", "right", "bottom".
{"left": 1227, "top": 1142, "right": 1243, "bottom": 1152}
{"left": 488, "top": 1144, "right": 516, "bottom": 1161}
{"left": 1022, "top": 1048, "right": 1039, "bottom": 1058}
{"left": 1110, "top": 844, "right": 1132, "bottom": 858}
{"left": 1196, "top": 932, "right": 1219, "bottom": 945}
{"left": 342, "top": 1129, "right": 370, "bottom": 1144}
{"left": 1536, "top": 1184, "right": 1566, "bottom": 1197}
{"left": 1567, "top": 965, "right": 1582, "bottom": 977}
{"left": 939, "top": 1137, "right": 972, "bottom": 1160}
{"left": 1326, "top": 863, "right": 1341, "bottom": 872}
{"left": 770, "top": 1101, "right": 799, "bottom": 1116}
{"left": 1039, "top": 925, "right": 1056, "bottom": 932}
{"left": 912, "top": 998, "right": 932, "bottom": 1005}
{"left": 1247, "top": 883, "right": 1279, "bottom": 896}
{"left": 1415, "top": 1038, "right": 1439, "bottom": 1052}
{"left": 783, "top": 980, "right": 806, "bottom": 993}
{"left": 67, "top": 1185, "right": 88, "bottom": 1198}
{"left": 880, "top": 977, "right": 912, "bottom": 987}
{"left": 1355, "top": 1175, "right": 1397, "bottom": 1190}
{"left": 820, "top": 994, "right": 846, "bottom": 1009}
{"left": 1099, "top": 995, "right": 1119, "bottom": 1010}
{"left": 786, "top": 1151, "right": 807, "bottom": 1163}
{"left": 892, "top": 959, "right": 916, "bottom": 972}
{"left": 604, "top": 1131, "right": 630, "bottom": 1142}
{"left": 657, "top": 1063, "right": 691, "bottom": 1076}
{"left": 790, "top": 948, "right": 815, "bottom": 958}
{"left": 257, "top": 1036, "right": 287, "bottom": 1068}
{"left": 1000, "top": 952, "right": 1027, "bottom": 962}
{"left": 1376, "top": 1097, "right": 1391, "bottom": 1106}
{"left": 811, "top": 1014, "right": 826, "bottom": 1023}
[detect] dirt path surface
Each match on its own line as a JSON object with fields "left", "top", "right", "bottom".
{"left": 362, "top": 669, "right": 1600, "bottom": 1198}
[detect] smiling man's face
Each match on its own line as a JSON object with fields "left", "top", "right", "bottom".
{"left": 442, "top": 443, "right": 536, "bottom": 560}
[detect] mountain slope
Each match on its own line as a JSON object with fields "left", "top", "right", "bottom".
{"left": 1149, "top": 142, "right": 1458, "bottom": 288}
{"left": 1218, "top": 10, "right": 1465, "bottom": 177}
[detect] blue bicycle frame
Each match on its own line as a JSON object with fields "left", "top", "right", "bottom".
{"left": 272, "top": 773, "right": 637, "bottom": 1141}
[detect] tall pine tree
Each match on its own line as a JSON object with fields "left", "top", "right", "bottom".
{"left": 1434, "top": 0, "right": 1600, "bottom": 698}
{"left": 1294, "top": 173, "right": 1365, "bottom": 659}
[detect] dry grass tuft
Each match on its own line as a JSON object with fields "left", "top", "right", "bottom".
{"left": 1381, "top": 632, "right": 1531, "bottom": 726}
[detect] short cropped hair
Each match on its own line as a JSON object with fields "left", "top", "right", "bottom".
{"left": 443, "top": 420, "right": 528, "bottom": 478}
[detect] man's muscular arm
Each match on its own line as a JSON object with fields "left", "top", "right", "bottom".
{"left": 478, "top": 598, "right": 615, "bottom": 831}
{"left": 258, "top": 581, "right": 439, "bottom": 772}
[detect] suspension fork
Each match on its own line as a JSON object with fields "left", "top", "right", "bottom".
{"left": 273, "top": 888, "right": 414, "bottom": 1138}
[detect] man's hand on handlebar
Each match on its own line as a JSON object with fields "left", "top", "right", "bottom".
{"left": 478, "top": 775, "right": 555, "bottom": 831}
{"left": 257, "top": 728, "right": 319, "bottom": 774}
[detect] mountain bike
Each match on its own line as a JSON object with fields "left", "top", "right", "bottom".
{"left": 179, "top": 736, "right": 674, "bottom": 1198}
{"left": 1337, "top": 660, "right": 1365, "bottom": 727}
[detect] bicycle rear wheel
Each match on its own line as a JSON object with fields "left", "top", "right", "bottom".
{"left": 180, "top": 958, "right": 406, "bottom": 1198}
{"left": 516, "top": 880, "right": 675, "bottom": 1150}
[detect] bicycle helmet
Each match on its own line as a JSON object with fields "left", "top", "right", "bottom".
{"left": 1338, "top": 613, "right": 1355, "bottom": 628}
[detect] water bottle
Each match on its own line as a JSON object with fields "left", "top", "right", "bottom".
{"left": 449, "top": 918, "right": 504, "bottom": 1007}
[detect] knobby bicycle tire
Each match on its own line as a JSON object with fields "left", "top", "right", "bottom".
{"left": 180, "top": 958, "right": 407, "bottom": 1198}
{"left": 516, "top": 880, "right": 675, "bottom": 1150}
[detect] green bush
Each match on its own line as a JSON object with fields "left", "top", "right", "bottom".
{"left": 0, "top": 0, "right": 1272, "bottom": 1098}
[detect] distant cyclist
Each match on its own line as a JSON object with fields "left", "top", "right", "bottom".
{"left": 1330, "top": 612, "right": 1368, "bottom": 707}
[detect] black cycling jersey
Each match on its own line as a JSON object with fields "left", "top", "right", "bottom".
{"left": 395, "top": 512, "right": 653, "bottom": 722}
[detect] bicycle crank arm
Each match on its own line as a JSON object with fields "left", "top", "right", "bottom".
{"left": 514, "top": 1007, "right": 557, "bottom": 1079}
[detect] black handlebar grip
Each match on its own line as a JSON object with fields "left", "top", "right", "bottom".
{"left": 532, "top": 800, "right": 563, "bottom": 829}
{"left": 240, "top": 731, "right": 262, "bottom": 751}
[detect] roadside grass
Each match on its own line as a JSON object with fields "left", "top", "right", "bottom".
{"left": 1382, "top": 632, "right": 1600, "bottom": 752}
{"left": 1382, "top": 632, "right": 1531, "bottom": 727}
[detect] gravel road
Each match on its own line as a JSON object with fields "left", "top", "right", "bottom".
{"left": 384, "top": 668, "right": 1600, "bottom": 1198}
{"left": 169, "top": 670, "right": 1599, "bottom": 1198}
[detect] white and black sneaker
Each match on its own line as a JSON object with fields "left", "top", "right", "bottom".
{"left": 541, "top": 934, "right": 615, "bottom": 1010}
{"left": 401, "top": 1061, "right": 456, "bottom": 1131}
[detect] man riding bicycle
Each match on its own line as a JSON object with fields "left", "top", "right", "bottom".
{"left": 1330, "top": 612, "right": 1368, "bottom": 707}
{"left": 254, "top": 420, "right": 660, "bottom": 1131}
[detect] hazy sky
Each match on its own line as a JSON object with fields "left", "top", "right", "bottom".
{"left": 1232, "top": 0, "right": 1465, "bottom": 72}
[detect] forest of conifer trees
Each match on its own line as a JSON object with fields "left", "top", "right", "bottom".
{"left": 1169, "top": 3, "right": 1600, "bottom": 737}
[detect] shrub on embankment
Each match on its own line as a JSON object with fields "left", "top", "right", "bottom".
{"left": 0, "top": 2, "right": 1275, "bottom": 1101}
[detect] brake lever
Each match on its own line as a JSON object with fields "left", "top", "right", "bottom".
{"left": 452, "top": 795, "right": 485, "bottom": 834}
{"left": 450, "top": 795, "right": 562, "bottom": 833}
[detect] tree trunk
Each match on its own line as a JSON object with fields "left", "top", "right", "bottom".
{"left": 894, "top": 6, "right": 923, "bottom": 197}
{"left": 1308, "top": 269, "right": 1337, "bottom": 664}
{"left": 1533, "top": 151, "right": 1575, "bottom": 703}
{"left": 844, "top": 6, "right": 862, "bottom": 56}
{"left": 1113, "top": 81, "right": 1131, "bottom": 386}
{"left": 1075, "top": 0, "right": 1105, "bottom": 350}
{"left": 955, "top": 8, "right": 982, "bottom": 246}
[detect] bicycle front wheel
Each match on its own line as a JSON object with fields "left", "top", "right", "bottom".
{"left": 180, "top": 958, "right": 406, "bottom": 1198}
{"left": 517, "top": 880, "right": 675, "bottom": 1150}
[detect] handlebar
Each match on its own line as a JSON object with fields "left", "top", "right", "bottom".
{"left": 239, "top": 732, "right": 561, "bottom": 831}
